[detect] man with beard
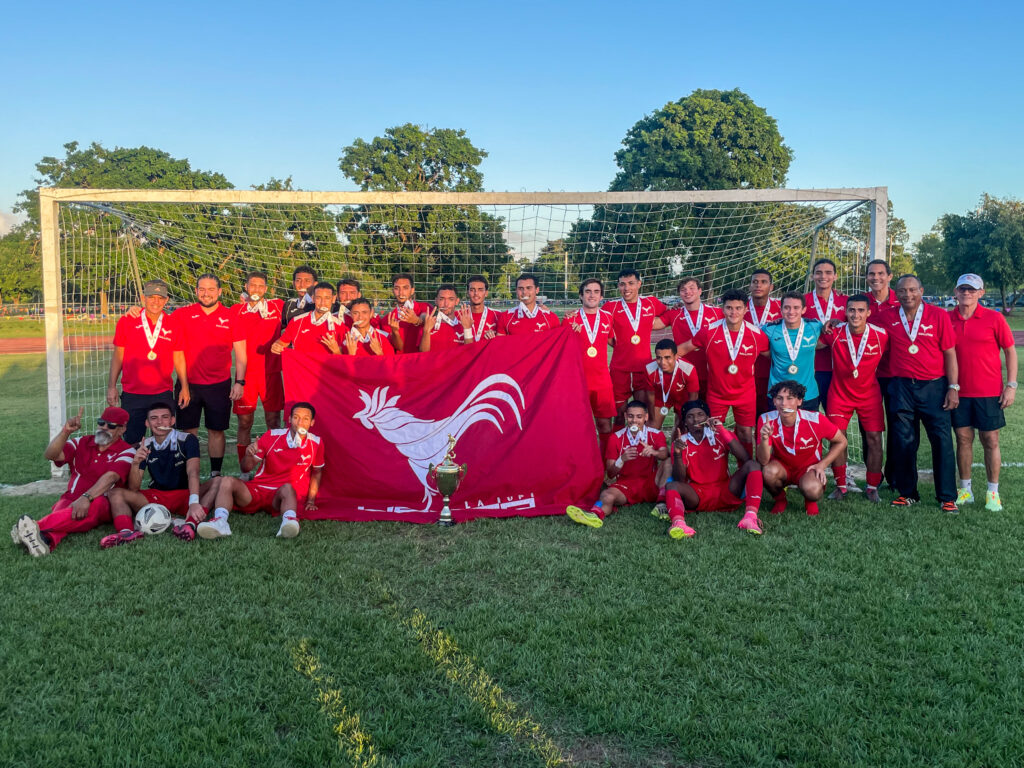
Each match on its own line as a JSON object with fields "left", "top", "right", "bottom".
{"left": 498, "top": 273, "right": 561, "bottom": 335}
{"left": 335, "top": 278, "right": 384, "bottom": 330}
{"left": 273, "top": 282, "right": 346, "bottom": 359}
{"left": 386, "top": 273, "right": 431, "bottom": 354}
{"left": 13, "top": 406, "right": 135, "bottom": 557}
{"left": 420, "top": 284, "right": 464, "bottom": 352}
{"left": 282, "top": 265, "right": 318, "bottom": 327}
{"left": 458, "top": 275, "right": 500, "bottom": 343}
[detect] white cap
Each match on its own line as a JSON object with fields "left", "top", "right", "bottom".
{"left": 956, "top": 273, "right": 984, "bottom": 290}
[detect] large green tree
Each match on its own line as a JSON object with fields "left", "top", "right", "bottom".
{"left": 911, "top": 229, "right": 949, "bottom": 295}
{"left": 0, "top": 232, "right": 41, "bottom": 305}
{"left": 832, "top": 199, "right": 913, "bottom": 277}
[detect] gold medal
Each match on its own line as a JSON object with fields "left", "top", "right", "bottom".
{"left": 630, "top": 334, "right": 641, "bottom": 345}
{"left": 586, "top": 346, "right": 598, "bottom": 358}
{"left": 660, "top": 406, "right": 669, "bottom": 416}
{"left": 787, "top": 364, "right": 798, "bottom": 374}
{"left": 853, "top": 369, "right": 860, "bottom": 379}
{"left": 908, "top": 344, "right": 919, "bottom": 355}
{"left": 147, "top": 351, "right": 157, "bottom": 361}
{"left": 728, "top": 364, "right": 739, "bottom": 374}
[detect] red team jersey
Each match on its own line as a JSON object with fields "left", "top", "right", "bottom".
{"left": 251, "top": 429, "right": 325, "bottom": 499}
{"left": 466, "top": 308, "right": 500, "bottom": 341}
{"left": 343, "top": 328, "right": 396, "bottom": 356}
{"left": 54, "top": 435, "right": 135, "bottom": 503}
{"left": 279, "top": 313, "right": 344, "bottom": 359}
{"left": 876, "top": 303, "right": 955, "bottom": 380}
{"left": 232, "top": 299, "right": 285, "bottom": 376}
{"left": 664, "top": 303, "right": 723, "bottom": 386}
{"left": 745, "top": 298, "right": 782, "bottom": 378}
{"left": 567, "top": 309, "right": 613, "bottom": 382}
{"left": 690, "top": 320, "right": 769, "bottom": 400}
{"left": 499, "top": 305, "right": 561, "bottom": 335}
{"left": 676, "top": 427, "right": 736, "bottom": 486}
{"left": 820, "top": 324, "right": 889, "bottom": 405}
{"left": 803, "top": 291, "right": 847, "bottom": 372}
{"left": 607, "top": 296, "right": 667, "bottom": 373}
{"left": 757, "top": 409, "right": 839, "bottom": 471}
{"left": 113, "top": 312, "right": 181, "bottom": 394}
{"left": 424, "top": 316, "right": 464, "bottom": 352}
{"left": 605, "top": 426, "right": 667, "bottom": 482}
{"left": 385, "top": 301, "right": 432, "bottom": 353}
{"left": 949, "top": 305, "right": 1014, "bottom": 397}
{"left": 170, "top": 302, "right": 242, "bottom": 385}
{"left": 645, "top": 360, "right": 699, "bottom": 413}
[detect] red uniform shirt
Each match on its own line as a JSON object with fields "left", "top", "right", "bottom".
{"left": 877, "top": 303, "right": 956, "bottom": 380}
{"left": 645, "top": 360, "right": 699, "bottom": 412}
{"left": 279, "top": 313, "right": 345, "bottom": 359}
{"left": 385, "top": 301, "right": 432, "bottom": 353}
{"left": 466, "top": 308, "right": 500, "bottom": 341}
{"left": 170, "top": 302, "right": 242, "bottom": 385}
{"left": 567, "top": 309, "right": 613, "bottom": 384}
{"left": 340, "top": 309, "right": 384, "bottom": 331}
{"left": 803, "top": 291, "right": 847, "bottom": 371}
{"left": 605, "top": 426, "right": 667, "bottom": 482}
{"left": 691, "top": 320, "right": 769, "bottom": 400}
{"left": 498, "top": 305, "right": 561, "bottom": 335}
{"left": 424, "top": 316, "right": 464, "bottom": 352}
{"left": 608, "top": 296, "right": 668, "bottom": 372}
{"left": 745, "top": 298, "right": 782, "bottom": 378}
{"left": 676, "top": 426, "right": 736, "bottom": 486}
{"left": 663, "top": 303, "right": 722, "bottom": 386}
{"left": 820, "top": 323, "right": 889, "bottom": 405}
{"left": 757, "top": 409, "right": 838, "bottom": 468}
{"left": 54, "top": 435, "right": 135, "bottom": 503}
{"left": 343, "top": 328, "right": 396, "bottom": 357}
{"left": 949, "top": 305, "right": 1014, "bottom": 397}
{"left": 232, "top": 299, "right": 285, "bottom": 377}
{"left": 113, "top": 312, "right": 181, "bottom": 395}
{"left": 868, "top": 290, "right": 900, "bottom": 377}
{"left": 251, "top": 429, "right": 325, "bottom": 499}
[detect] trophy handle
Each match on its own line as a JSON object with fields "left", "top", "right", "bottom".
{"left": 458, "top": 463, "right": 467, "bottom": 480}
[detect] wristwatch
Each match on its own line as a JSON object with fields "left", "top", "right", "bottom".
{"left": 1007, "top": 381, "right": 1019, "bottom": 389}
{"left": 235, "top": 379, "right": 246, "bottom": 385}
{"left": 948, "top": 384, "right": 961, "bottom": 391}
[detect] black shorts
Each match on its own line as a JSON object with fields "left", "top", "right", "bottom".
{"left": 951, "top": 396, "right": 1006, "bottom": 432}
{"left": 175, "top": 379, "right": 232, "bottom": 431}
{"left": 121, "top": 390, "right": 174, "bottom": 444}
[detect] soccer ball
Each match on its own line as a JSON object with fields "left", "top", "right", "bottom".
{"left": 135, "top": 503, "right": 172, "bottom": 535}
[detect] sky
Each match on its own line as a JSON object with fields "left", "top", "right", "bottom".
{"left": 1, "top": 1, "right": 1021, "bottom": 243}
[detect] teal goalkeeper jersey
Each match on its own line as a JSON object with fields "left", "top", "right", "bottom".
{"left": 763, "top": 319, "right": 823, "bottom": 399}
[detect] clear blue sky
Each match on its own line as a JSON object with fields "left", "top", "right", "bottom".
{"left": 1, "top": 0, "right": 1020, "bottom": 242}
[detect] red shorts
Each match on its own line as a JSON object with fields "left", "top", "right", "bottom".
{"left": 140, "top": 488, "right": 192, "bottom": 516}
{"left": 233, "top": 370, "right": 284, "bottom": 415}
{"left": 692, "top": 481, "right": 743, "bottom": 512}
{"left": 237, "top": 481, "right": 283, "bottom": 515}
{"left": 609, "top": 476, "right": 658, "bottom": 506}
{"left": 611, "top": 368, "right": 652, "bottom": 408}
{"left": 588, "top": 379, "right": 617, "bottom": 419}
{"left": 707, "top": 389, "right": 757, "bottom": 429}
{"left": 827, "top": 396, "right": 885, "bottom": 432}
{"left": 773, "top": 460, "right": 815, "bottom": 487}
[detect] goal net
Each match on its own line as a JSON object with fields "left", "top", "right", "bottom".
{"left": 41, "top": 189, "right": 887, "bottom": 469}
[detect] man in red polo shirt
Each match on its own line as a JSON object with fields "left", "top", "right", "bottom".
{"left": 567, "top": 278, "right": 615, "bottom": 459}
{"left": 12, "top": 406, "right": 135, "bottom": 557}
{"left": 948, "top": 273, "right": 1017, "bottom": 511}
{"left": 343, "top": 298, "right": 395, "bottom": 356}
{"left": 865, "top": 258, "right": 901, "bottom": 487}
{"left": 644, "top": 339, "right": 699, "bottom": 430}
{"left": 457, "top": 275, "right": 500, "bottom": 343}
{"left": 662, "top": 277, "right": 722, "bottom": 402}
{"left": 386, "top": 273, "right": 430, "bottom": 354}
{"left": 420, "top": 284, "right": 464, "bottom": 352}
{"left": 876, "top": 274, "right": 959, "bottom": 511}
{"left": 607, "top": 269, "right": 668, "bottom": 418}
{"left": 746, "top": 269, "right": 782, "bottom": 417}
{"left": 804, "top": 258, "right": 847, "bottom": 412}
{"left": 272, "top": 282, "right": 345, "bottom": 359}
{"left": 108, "top": 278, "right": 188, "bottom": 445}
{"left": 498, "top": 273, "right": 560, "bottom": 335}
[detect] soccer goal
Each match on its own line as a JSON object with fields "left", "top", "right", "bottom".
{"left": 39, "top": 187, "right": 888, "bottom": 474}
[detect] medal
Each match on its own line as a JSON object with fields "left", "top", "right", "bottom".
{"left": 722, "top": 321, "right": 745, "bottom": 377}
{"left": 908, "top": 344, "right": 919, "bottom": 355}
{"left": 853, "top": 369, "right": 860, "bottom": 378}
{"left": 630, "top": 334, "right": 641, "bottom": 345}
{"left": 787, "top": 364, "right": 798, "bottom": 374}
{"left": 782, "top": 319, "right": 806, "bottom": 374}
{"left": 660, "top": 406, "right": 669, "bottom": 416}
{"left": 587, "top": 346, "right": 598, "bottom": 358}
{"left": 683, "top": 303, "right": 705, "bottom": 336}
{"left": 578, "top": 309, "right": 602, "bottom": 358}
{"left": 472, "top": 307, "right": 490, "bottom": 342}
{"left": 620, "top": 298, "right": 643, "bottom": 346}
{"left": 728, "top": 364, "right": 739, "bottom": 374}
{"left": 844, "top": 325, "right": 871, "bottom": 380}
{"left": 899, "top": 305, "right": 924, "bottom": 356}
{"left": 147, "top": 351, "right": 157, "bottom": 361}
{"left": 141, "top": 313, "right": 163, "bottom": 362}
{"left": 659, "top": 364, "right": 680, "bottom": 413}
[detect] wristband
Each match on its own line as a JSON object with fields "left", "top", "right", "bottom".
{"left": 82, "top": 492, "right": 93, "bottom": 502}
{"left": 189, "top": 494, "right": 200, "bottom": 505}
{"left": 234, "top": 379, "right": 246, "bottom": 385}
{"left": 1007, "top": 382, "right": 1018, "bottom": 389}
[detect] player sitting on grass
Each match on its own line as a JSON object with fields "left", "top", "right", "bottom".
{"left": 197, "top": 402, "right": 324, "bottom": 540}
{"left": 566, "top": 400, "right": 667, "bottom": 528}
{"left": 99, "top": 402, "right": 217, "bottom": 547}
{"left": 757, "top": 380, "right": 847, "bottom": 517}
{"left": 660, "top": 400, "right": 765, "bottom": 538}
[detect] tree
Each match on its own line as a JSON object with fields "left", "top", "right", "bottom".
{"left": 832, "top": 199, "right": 913, "bottom": 277}
{"left": 911, "top": 230, "right": 949, "bottom": 295}
{"left": 942, "top": 195, "right": 1024, "bottom": 312}
{"left": 0, "top": 232, "right": 41, "bottom": 305}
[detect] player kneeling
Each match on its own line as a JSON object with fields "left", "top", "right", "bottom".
{"left": 100, "top": 402, "right": 216, "bottom": 547}
{"left": 197, "top": 402, "right": 324, "bottom": 539}
{"left": 662, "top": 400, "right": 765, "bottom": 538}
{"left": 566, "top": 401, "right": 667, "bottom": 528}
{"left": 757, "top": 380, "right": 847, "bottom": 516}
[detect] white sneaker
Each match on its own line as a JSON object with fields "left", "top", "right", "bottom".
{"left": 197, "top": 517, "right": 232, "bottom": 539}
{"left": 277, "top": 516, "right": 300, "bottom": 538}
{"left": 17, "top": 515, "right": 50, "bottom": 557}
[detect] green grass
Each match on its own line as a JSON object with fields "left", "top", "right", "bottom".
{"left": 2, "top": 353, "right": 1024, "bottom": 767}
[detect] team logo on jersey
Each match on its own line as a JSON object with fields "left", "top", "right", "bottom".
{"left": 352, "top": 375, "right": 526, "bottom": 512}
{"left": 799, "top": 437, "right": 815, "bottom": 447}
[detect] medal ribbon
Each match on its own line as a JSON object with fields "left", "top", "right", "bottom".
{"left": 722, "top": 322, "right": 745, "bottom": 364}
{"left": 748, "top": 298, "right": 772, "bottom": 328}
{"left": 659, "top": 364, "right": 680, "bottom": 407}
{"left": 142, "top": 313, "right": 163, "bottom": 354}
{"left": 245, "top": 298, "right": 271, "bottom": 319}
{"left": 812, "top": 291, "right": 836, "bottom": 323}
{"left": 777, "top": 410, "right": 802, "bottom": 455}
{"left": 683, "top": 303, "right": 705, "bottom": 336}
{"left": 899, "top": 305, "right": 924, "bottom": 343}
{"left": 578, "top": 309, "right": 601, "bottom": 346}
{"left": 472, "top": 307, "right": 490, "bottom": 341}
{"left": 620, "top": 297, "right": 642, "bottom": 336}
{"left": 844, "top": 325, "right": 871, "bottom": 371}
{"left": 625, "top": 425, "right": 648, "bottom": 447}
{"left": 517, "top": 302, "right": 539, "bottom": 319}
{"left": 782, "top": 320, "right": 806, "bottom": 363}
{"left": 309, "top": 310, "right": 340, "bottom": 330}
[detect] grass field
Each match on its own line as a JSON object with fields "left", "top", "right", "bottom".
{"left": 2, "top": 353, "right": 1024, "bottom": 767}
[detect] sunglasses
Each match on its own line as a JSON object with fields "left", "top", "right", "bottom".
{"left": 96, "top": 419, "right": 123, "bottom": 429}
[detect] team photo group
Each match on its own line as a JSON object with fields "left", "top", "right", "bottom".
{"left": 11, "top": 257, "right": 1017, "bottom": 557}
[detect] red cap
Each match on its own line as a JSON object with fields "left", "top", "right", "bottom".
{"left": 100, "top": 406, "right": 130, "bottom": 426}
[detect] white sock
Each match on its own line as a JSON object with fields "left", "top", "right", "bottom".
{"left": 282, "top": 509, "right": 297, "bottom": 520}
{"left": 960, "top": 479, "right": 972, "bottom": 491}
{"left": 987, "top": 482, "right": 999, "bottom": 493}
{"left": 214, "top": 507, "right": 229, "bottom": 521}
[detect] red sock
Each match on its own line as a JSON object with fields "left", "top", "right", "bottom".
{"left": 657, "top": 486, "right": 667, "bottom": 502}
{"left": 833, "top": 463, "right": 848, "bottom": 490}
{"left": 666, "top": 489, "right": 686, "bottom": 519}
{"left": 744, "top": 472, "right": 763, "bottom": 515}
{"left": 805, "top": 500, "right": 819, "bottom": 516}
{"left": 589, "top": 504, "right": 606, "bottom": 520}
{"left": 740, "top": 440, "right": 753, "bottom": 460}
{"left": 112, "top": 513, "right": 134, "bottom": 532}
{"left": 770, "top": 494, "right": 788, "bottom": 514}
{"left": 866, "top": 471, "right": 883, "bottom": 489}
{"left": 237, "top": 444, "right": 248, "bottom": 465}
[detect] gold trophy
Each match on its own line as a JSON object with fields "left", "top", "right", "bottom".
{"left": 428, "top": 434, "right": 466, "bottom": 527}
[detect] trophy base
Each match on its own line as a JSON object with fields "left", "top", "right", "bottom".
{"left": 438, "top": 500, "right": 454, "bottom": 527}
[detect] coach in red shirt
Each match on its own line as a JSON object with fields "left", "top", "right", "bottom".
{"left": 865, "top": 258, "right": 901, "bottom": 491}
{"left": 877, "top": 274, "right": 959, "bottom": 511}
{"left": 949, "top": 273, "right": 1017, "bottom": 512}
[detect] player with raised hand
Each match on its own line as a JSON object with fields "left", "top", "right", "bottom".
{"left": 420, "top": 284, "right": 464, "bottom": 353}
{"left": 499, "top": 273, "right": 560, "bottom": 335}
{"left": 282, "top": 265, "right": 318, "bottom": 327}
{"left": 757, "top": 380, "right": 847, "bottom": 517}
{"left": 567, "top": 278, "right": 616, "bottom": 459}
{"left": 761, "top": 292, "right": 824, "bottom": 411}
{"left": 662, "top": 400, "right": 765, "bottom": 538}
{"left": 386, "top": 273, "right": 430, "bottom": 354}
{"left": 99, "top": 402, "right": 216, "bottom": 547}
{"left": 231, "top": 271, "right": 285, "bottom": 469}
{"left": 607, "top": 269, "right": 668, "bottom": 417}
{"left": 197, "top": 402, "right": 324, "bottom": 540}
{"left": 644, "top": 339, "right": 699, "bottom": 430}
{"left": 819, "top": 294, "right": 889, "bottom": 501}
{"left": 746, "top": 269, "right": 782, "bottom": 417}
{"left": 804, "top": 258, "right": 847, "bottom": 411}
{"left": 458, "top": 275, "right": 499, "bottom": 343}
{"left": 565, "top": 400, "right": 668, "bottom": 528}
{"left": 344, "top": 298, "right": 395, "bottom": 356}
{"left": 272, "top": 282, "right": 345, "bottom": 359}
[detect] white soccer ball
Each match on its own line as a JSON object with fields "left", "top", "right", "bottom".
{"left": 135, "top": 503, "right": 172, "bottom": 535}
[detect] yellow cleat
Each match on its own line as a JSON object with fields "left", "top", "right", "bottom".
{"left": 985, "top": 491, "right": 1003, "bottom": 512}
{"left": 566, "top": 505, "right": 603, "bottom": 529}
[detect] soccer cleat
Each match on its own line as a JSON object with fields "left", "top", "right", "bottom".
{"left": 566, "top": 505, "right": 603, "bottom": 529}
{"left": 172, "top": 523, "right": 197, "bottom": 542}
{"left": 737, "top": 513, "right": 763, "bottom": 535}
{"left": 650, "top": 503, "right": 670, "bottom": 521}
{"left": 277, "top": 517, "right": 300, "bottom": 538}
{"left": 668, "top": 519, "right": 696, "bottom": 539}
{"left": 770, "top": 495, "right": 788, "bottom": 515}
{"left": 16, "top": 516, "right": 49, "bottom": 557}
{"left": 956, "top": 488, "right": 975, "bottom": 506}
{"left": 197, "top": 517, "right": 232, "bottom": 539}
{"left": 865, "top": 488, "right": 881, "bottom": 503}
{"left": 827, "top": 488, "right": 847, "bottom": 501}
{"left": 100, "top": 530, "right": 145, "bottom": 549}
{"left": 941, "top": 501, "right": 959, "bottom": 514}
{"left": 890, "top": 496, "right": 917, "bottom": 507}
{"left": 985, "top": 491, "right": 1003, "bottom": 512}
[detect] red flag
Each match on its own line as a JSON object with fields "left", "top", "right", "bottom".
{"left": 282, "top": 325, "right": 603, "bottom": 523}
